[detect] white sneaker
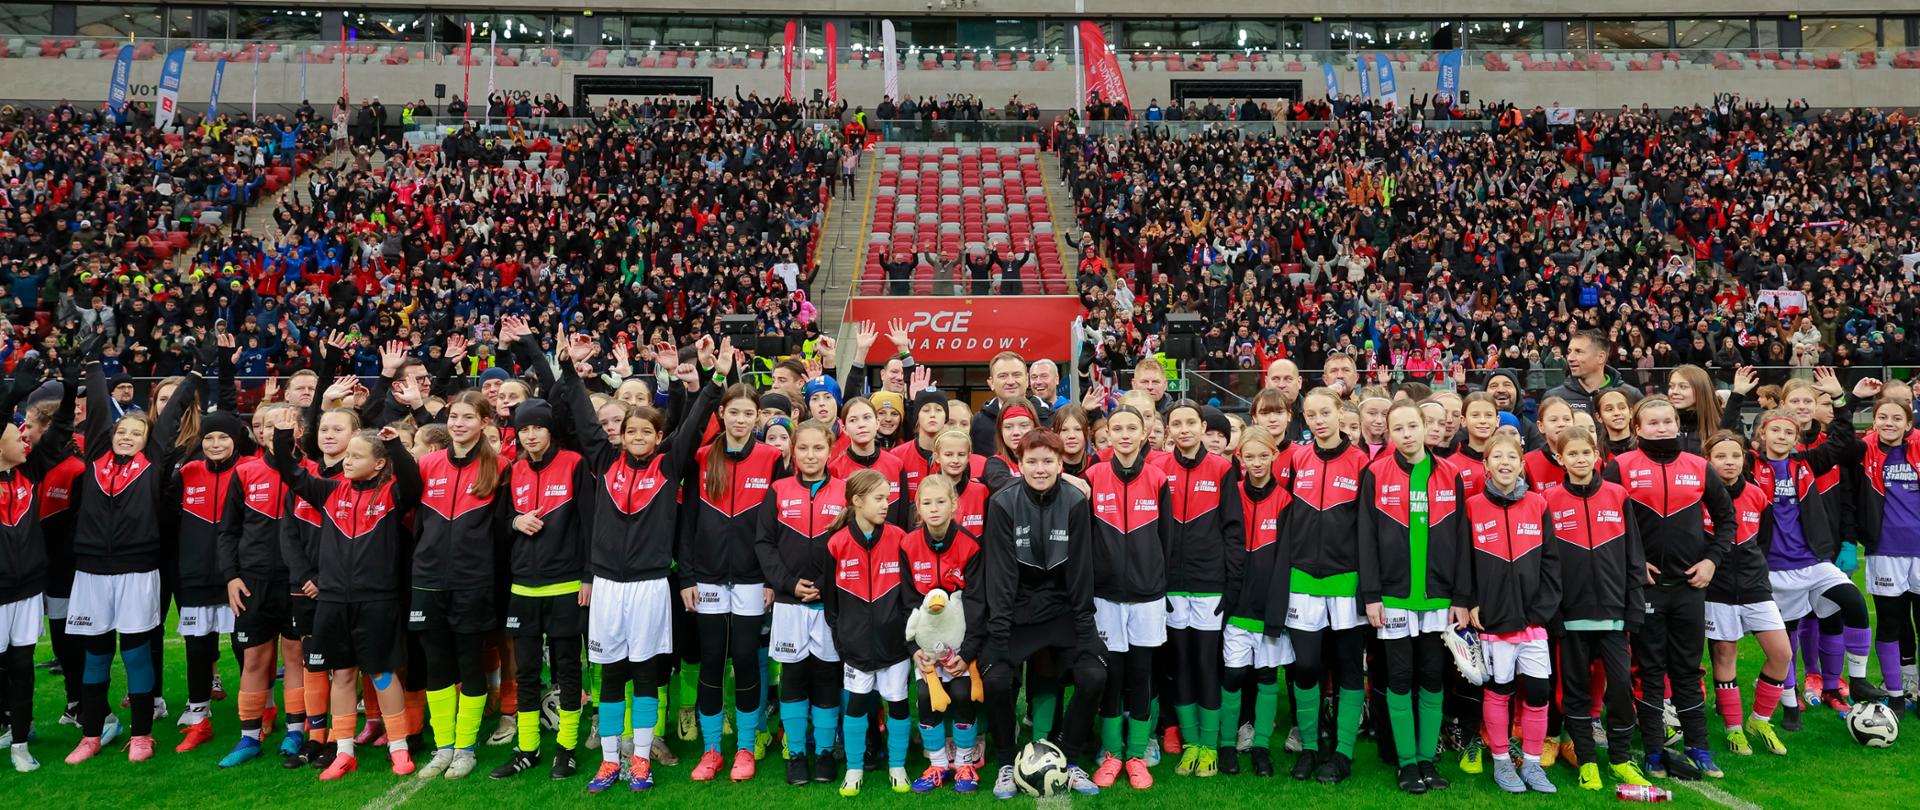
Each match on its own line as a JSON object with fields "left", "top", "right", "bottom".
{"left": 100, "top": 714, "right": 124, "bottom": 747}
{"left": 650, "top": 736, "right": 679, "bottom": 766}
{"left": 446, "top": 748, "right": 478, "bottom": 779}
{"left": 582, "top": 706, "right": 600, "bottom": 749}
{"left": 619, "top": 734, "right": 635, "bottom": 760}
{"left": 1284, "top": 726, "right": 1303, "bottom": 753}
{"left": 0, "top": 730, "right": 10, "bottom": 747}
{"left": 970, "top": 737, "right": 986, "bottom": 767}
{"left": 1238, "top": 722, "right": 1255, "bottom": 750}
{"left": 992, "top": 765, "right": 1018, "bottom": 800}
{"left": 890, "top": 766, "right": 910, "bottom": 792}
{"left": 840, "top": 768, "right": 864, "bottom": 797}
{"left": 11, "top": 746, "right": 38, "bottom": 772}
{"left": 152, "top": 697, "right": 169, "bottom": 722}
{"left": 487, "top": 715, "right": 516, "bottom": 746}
{"left": 1144, "top": 736, "right": 1162, "bottom": 766}
{"left": 417, "top": 748, "right": 455, "bottom": 779}
{"left": 1067, "top": 765, "right": 1100, "bottom": 795}
{"left": 58, "top": 705, "right": 80, "bottom": 728}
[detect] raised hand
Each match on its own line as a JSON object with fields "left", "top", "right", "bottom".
{"left": 323, "top": 376, "right": 357, "bottom": 405}
{"left": 887, "top": 318, "right": 912, "bottom": 353}
{"left": 856, "top": 321, "right": 880, "bottom": 355}
{"left": 1731, "top": 365, "right": 1759, "bottom": 396}
{"left": 1812, "top": 366, "right": 1845, "bottom": 399}
{"left": 566, "top": 333, "right": 599, "bottom": 363}
{"left": 713, "top": 337, "right": 738, "bottom": 377}
{"left": 909, "top": 365, "right": 932, "bottom": 397}
{"left": 445, "top": 333, "right": 470, "bottom": 362}
{"left": 379, "top": 341, "right": 409, "bottom": 376}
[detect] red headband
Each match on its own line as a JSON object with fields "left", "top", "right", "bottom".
{"left": 1002, "top": 405, "right": 1036, "bottom": 425}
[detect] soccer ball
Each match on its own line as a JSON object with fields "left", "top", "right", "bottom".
{"left": 1013, "top": 739, "right": 1070, "bottom": 797}
{"left": 540, "top": 687, "right": 561, "bottom": 731}
{"left": 1442, "top": 628, "right": 1486, "bottom": 685}
{"left": 1847, "top": 702, "right": 1899, "bottom": 748}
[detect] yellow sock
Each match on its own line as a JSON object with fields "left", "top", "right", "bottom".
{"left": 454, "top": 691, "right": 486, "bottom": 749}
{"left": 517, "top": 710, "right": 541, "bottom": 752}
{"left": 655, "top": 687, "right": 667, "bottom": 735}
{"left": 558, "top": 708, "right": 582, "bottom": 750}
{"left": 426, "top": 687, "right": 458, "bottom": 749}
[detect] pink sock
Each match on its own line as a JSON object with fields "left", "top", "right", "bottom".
{"left": 1520, "top": 701, "right": 1548, "bottom": 757}
{"left": 1589, "top": 664, "right": 1607, "bottom": 717}
{"left": 1752, "top": 677, "right": 1784, "bottom": 721}
{"left": 1713, "top": 683, "right": 1744, "bottom": 728}
{"left": 1482, "top": 689, "right": 1512, "bottom": 756}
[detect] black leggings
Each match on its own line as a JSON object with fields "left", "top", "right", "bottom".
{"left": 694, "top": 612, "right": 762, "bottom": 716}
{"left": 81, "top": 631, "right": 156, "bottom": 737}
{"left": 420, "top": 630, "right": 490, "bottom": 697}
{"left": 185, "top": 633, "right": 220, "bottom": 705}
{"left": 1560, "top": 629, "right": 1635, "bottom": 765}
{"left": 918, "top": 674, "right": 977, "bottom": 726}
{"left": 984, "top": 646, "right": 1107, "bottom": 765}
{"left": 1169, "top": 628, "right": 1223, "bottom": 712}
{"left": 1816, "top": 582, "right": 1871, "bottom": 632}
{"left": 514, "top": 633, "right": 583, "bottom": 715}
{"left": 1382, "top": 633, "right": 1447, "bottom": 695}
{"left": 600, "top": 657, "right": 659, "bottom": 707}
{"left": 780, "top": 656, "right": 841, "bottom": 709}
{"left": 1100, "top": 647, "right": 1154, "bottom": 721}
{"left": 1874, "top": 592, "right": 1920, "bottom": 664}
{"left": 48, "top": 618, "right": 84, "bottom": 707}
{"left": 1487, "top": 675, "right": 1553, "bottom": 707}
{"left": 1, "top": 646, "right": 32, "bottom": 742}
{"left": 1288, "top": 626, "right": 1366, "bottom": 691}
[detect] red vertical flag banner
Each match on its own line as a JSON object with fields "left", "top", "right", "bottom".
{"left": 1077, "top": 21, "right": 1132, "bottom": 114}
{"left": 824, "top": 23, "right": 839, "bottom": 102}
{"left": 782, "top": 21, "right": 797, "bottom": 100}
{"left": 462, "top": 22, "right": 473, "bottom": 117}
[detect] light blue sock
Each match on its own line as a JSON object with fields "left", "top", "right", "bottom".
{"left": 758, "top": 650, "right": 773, "bottom": 727}
{"left": 842, "top": 711, "right": 869, "bottom": 768}
{"left": 699, "top": 712, "right": 725, "bottom": 752}
{"left": 887, "top": 715, "right": 912, "bottom": 769}
{"left": 810, "top": 704, "right": 839, "bottom": 755}
{"left": 122, "top": 642, "right": 155, "bottom": 695}
{"left": 630, "top": 696, "right": 658, "bottom": 735}
{"left": 598, "top": 698, "right": 627, "bottom": 738}
{"left": 920, "top": 720, "right": 948, "bottom": 758}
{"left": 953, "top": 722, "right": 978, "bottom": 757}
{"left": 734, "top": 703, "right": 761, "bottom": 754}
{"left": 781, "top": 701, "right": 809, "bottom": 756}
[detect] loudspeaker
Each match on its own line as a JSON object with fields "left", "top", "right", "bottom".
{"left": 1167, "top": 313, "right": 1204, "bottom": 336}
{"left": 1166, "top": 335, "right": 1204, "bottom": 361}
{"left": 718, "top": 314, "right": 758, "bottom": 338}
{"left": 434, "top": 83, "right": 447, "bottom": 100}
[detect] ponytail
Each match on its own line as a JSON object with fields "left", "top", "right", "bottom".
{"left": 448, "top": 391, "right": 501, "bottom": 500}
{"left": 704, "top": 384, "right": 762, "bottom": 502}
{"left": 826, "top": 469, "right": 888, "bottom": 536}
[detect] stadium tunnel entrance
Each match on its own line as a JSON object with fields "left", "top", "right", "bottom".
{"left": 1168, "top": 79, "right": 1303, "bottom": 106}
{"left": 573, "top": 75, "right": 715, "bottom": 112}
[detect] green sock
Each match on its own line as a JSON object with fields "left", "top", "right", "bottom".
{"left": 1175, "top": 704, "right": 1199, "bottom": 751}
{"left": 654, "top": 687, "right": 667, "bottom": 734}
{"left": 1335, "top": 688, "right": 1365, "bottom": 758}
{"left": 1101, "top": 715, "right": 1124, "bottom": 758}
{"left": 517, "top": 709, "right": 542, "bottom": 752}
{"left": 1198, "top": 706, "right": 1219, "bottom": 752}
{"left": 454, "top": 691, "right": 487, "bottom": 749}
{"left": 1030, "top": 686, "right": 1060, "bottom": 740}
{"left": 557, "top": 707, "right": 582, "bottom": 750}
{"left": 1219, "top": 685, "right": 1244, "bottom": 749}
{"left": 1126, "top": 717, "right": 1153, "bottom": 760}
{"left": 1253, "top": 680, "right": 1280, "bottom": 749}
{"left": 1292, "top": 684, "right": 1321, "bottom": 752}
{"left": 1386, "top": 689, "right": 1416, "bottom": 767}
{"left": 676, "top": 663, "right": 700, "bottom": 710}
{"left": 426, "top": 686, "right": 458, "bottom": 749}
{"left": 1416, "top": 689, "right": 1445, "bottom": 763}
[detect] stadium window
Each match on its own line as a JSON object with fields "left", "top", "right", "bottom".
{"left": 232, "top": 8, "right": 323, "bottom": 42}
{"left": 1236, "top": 21, "right": 1304, "bottom": 50}
{"left": 1800, "top": 18, "right": 1879, "bottom": 50}
{"left": 347, "top": 11, "right": 427, "bottom": 43}
{"left": 1586, "top": 20, "right": 1671, "bottom": 49}
{"left": 1328, "top": 20, "right": 1371, "bottom": 50}
{"left": 486, "top": 14, "right": 554, "bottom": 45}
{"left": 74, "top": 5, "right": 164, "bottom": 40}
{"left": 1754, "top": 19, "right": 1781, "bottom": 49}
{"left": 0, "top": 3, "right": 52, "bottom": 36}
{"left": 1887, "top": 19, "right": 1911, "bottom": 48}
{"left": 1124, "top": 20, "right": 1175, "bottom": 49}
{"left": 599, "top": 16, "right": 624, "bottom": 46}
{"left": 1674, "top": 19, "right": 1754, "bottom": 49}
{"left": 1464, "top": 20, "right": 1540, "bottom": 50}
{"left": 1377, "top": 20, "right": 1435, "bottom": 49}
{"left": 712, "top": 18, "right": 782, "bottom": 50}
{"left": 167, "top": 7, "right": 196, "bottom": 39}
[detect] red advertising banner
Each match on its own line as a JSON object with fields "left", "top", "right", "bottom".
{"left": 843, "top": 296, "right": 1082, "bottom": 364}
{"left": 824, "top": 23, "right": 839, "bottom": 102}
{"left": 782, "top": 21, "right": 797, "bottom": 100}
{"left": 1077, "top": 22, "right": 1132, "bottom": 113}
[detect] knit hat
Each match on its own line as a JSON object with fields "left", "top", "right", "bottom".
{"left": 511, "top": 398, "right": 555, "bottom": 432}
{"left": 1498, "top": 411, "right": 1523, "bottom": 432}
{"left": 912, "top": 389, "right": 948, "bottom": 417}
{"left": 1201, "top": 405, "right": 1232, "bottom": 439}
{"left": 479, "top": 367, "right": 513, "bottom": 384}
{"left": 200, "top": 411, "right": 259, "bottom": 458}
{"left": 871, "top": 391, "right": 905, "bottom": 415}
{"left": 804, "top": 376, "right": 842, "bottom": 407}
{"left": 759, "top": 392, "right": 793, "bottom": 417}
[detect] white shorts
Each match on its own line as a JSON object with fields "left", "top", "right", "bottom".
{"left": 1704, "top": 600, "right": 1786, "bottom": 642}
{"left": 44, "top": 596, "right": 69, "bottom": 621}
{"left": 1223, "top": 624, "right": 1293, "bottom": 669}
{"left": 1769, "top": 563, "right": 1854, "bottom": 622}
{"left": 844, "top": 659, "right": 912, "bottom": 702}
{"left": 694, "top": 582, "right": 767, "bottom": 617}
{"left": 1376, "top": 607, "right": 1451, "bottom": 640}
{"left": 1866, "top": 555, "right": 1920, "bottom": 597}
{"left": 1285, "top": 593, "right": 1365, "bottom": 632}
{"left": 1094, "top": 598, "right": 1168, "bottom": 652}
{"left": 1166, "top": 594, "right": 1224, "bottom": 632}
{"left": 1485, "top": 635, "right": 1552, "bottom": 683}
{"left": 176, "top": 605, "right": 236, "bottom": 637}
{"left": 65, "top": 570, "right": 162, "bottom": 637}
{"left": 587, "top": 577, "right": 673, "bottom": 665}
{"left": 0, "top": 595, "right": 43, "bottom": 652}
{"left": 769, "top": 602, "right": 839, "bottom": 664}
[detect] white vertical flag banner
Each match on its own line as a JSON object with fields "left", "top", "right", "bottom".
{"left": 881, "top": 20, "right": 900, "bottom": 101}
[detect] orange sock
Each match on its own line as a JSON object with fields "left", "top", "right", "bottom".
{"left": 239, "top": 690, "right": 269, "bottom": 723}
{"left": 305, "top": 671, "right": 332, "bottom": 743}
{"left": 405, "top": 690, "right": 426, "bottom": 739}
{"left": 332, "top": 712, "right": 356, "bottom": 746}
{"left": 361, "top": 674, "right": 384, "bottom": 722}
{"left": 281, "top": 677, "right": 304, "bottom": 718}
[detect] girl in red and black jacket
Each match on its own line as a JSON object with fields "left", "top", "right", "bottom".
{"left": 1460, "top": 433, "right": 1560, "bottom": 793}
{"left": 169, "top": 401, "right": 256, "bottom": 755}
{"left": 817, "top": 469, "right": 914, "bottom": 795}
{"left": 1220, "top": 426, "right": 1292, "bottom": 778}
{"left": 756, "top": 419, "right": 846, "bottom": 786}
{"left": 1453, "top": 392, "right": 1499, "bottom": 498}
{"left": 1523, "top": 397, "right": 1575, "bottom": 493}
{"left": 686, "top": 378, "right": 786, "bottom": 780}
{"left": 1157, "top": 400, "right": 1243, "bottom": 778}
{"left": 829, "top": 397, "right": 908, "bottom": 526}
{"left": 0, "top": 363, "right": 76, "bottom": 772}
{"left": 1545, "top": 426, "right": 1649, "bottom": 782}
{"left": 19, "top": 375, "right": 86, "bottom": 737}
{"left": 1700, "top": 431, "right": 1794, "bottom": 754}
{"left": 556, "top": 333, "right": 723, "bottom": 791}
{"left": 1781, "top": 375, "right": 1857, "bottom": 703}
{"left": 281, "top": 389, "right": 362, "bottom": 765}
{"left": 269, "top": 411, "right": 422, "bottom": 779}
{"left": 900, "top": 473, "right": 986, "bottom": 793}
{"left": 1602, "top": 396, "right": 1734, "bottom": 780}
{"left": 1859, "top": 396, "right": 1920, "bottom": 709}
{"left": 64, "top": 355, "right": 199, "bottom": 766}
{"left": 979, "top": 403, "right": 1036, "bottom": 495}
{"left": 894, "top": 391, "right": 984, "bottom": 504}
{"left": 1359, "top": 400, "right": 1469, "bottom": 794}
{"left": 931, "top": 430, "right": 988, "bottom": 536}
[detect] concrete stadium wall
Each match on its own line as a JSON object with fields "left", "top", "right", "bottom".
{"left": 279, "top": 0, "right": 1917, "bottom": 17}
{"left": 4, "top": 56, "right": 1911, "bottom": 112}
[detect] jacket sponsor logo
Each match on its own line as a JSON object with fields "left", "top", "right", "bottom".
{"left": 1193, "top": 480, "right": 1217, "bottom": 493}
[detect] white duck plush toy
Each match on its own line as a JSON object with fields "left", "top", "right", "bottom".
{"left": 904, "top": 588, "right": 982, "bottom": 711}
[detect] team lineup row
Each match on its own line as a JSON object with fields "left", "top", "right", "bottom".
{"left": 0, "top": 331, "right": 1914, "bottom": 800}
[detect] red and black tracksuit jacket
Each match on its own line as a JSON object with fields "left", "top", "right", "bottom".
{"left": 1357, "top": 452, "right": 1470, "bottom": 607}
{"left": 820, "top": 521, "right": 912, "bottom": 672}
{"left": 981, "top": 454, "right": 1022, "bottom": 495}
{"left": 413, "top": 447, "right": 512, "bottom": 591}
{"left": 1275, "top": 437, "right": 1369, "bottom": 583}
{"left": 171, "top": 455, "right": 245, "bottom": 608}
{"left": 1704, "top": 477, "right": 1771, "bottom": 606}
{"left": 1461, "top": 486, "right": 1561, "bottom": 634}
{"left": 272, "top": 429, "right": 422, "bottom": 603}
{"left": 1604, "top": 441, "right": 1734, "bottom": 588}
{"left": 952, "top": 474, "right": 989, "bottom": 537}
{"left": 1798, "top": 421, "right": 1860, "bottom": 549}
{"left": 1751, "top": 452, "right": 1837, "bottom": 563}
{"left": 902, "top": 523, "right": 985, "bottom": 661}
{"left": 1083, "top": 454, "right": 1174, "bottom": 603}
{"left": 1545, "top": 479, "right": 1645, "bottom": 628}
{"left": 38, "top": 451, "right": 85, "bottom": 600}
{"left": 1452, "top": 443, "right": 1488, "bottom": 498}
{"left": 1859, "top": 428, "right": 1920, "bottom": 554}
{"left": 73, "top": 362, "right": 196, "bottom": 576}
{"left": 1223, "top": 475, "right": 1290, "bottom": 626}
{"left": 830, "top": 445, "right": 909, "bottom": 525}
{"left": 1524, "top": 448, "right": 1567, "bottom": 493}
{"left": 506, "top": 449, "right": 592, "bottom": 589}
{"left": 0, "top": 383, "right": 75, "bottom": 605}
{"left": 892, "top": 442, "right": 986, "bottom": 504}
{"left": 1156, "top": 448, "right": 1243, "bottom": 597}
{"left": 216, "top": 457, "right": 294, "bottom": 591}
{"left": 689, "top": 438, "right": 787, "bottom": 586}
{"left": 756, "top": 476, "right": 846, "bottom": 606}
{"left": 281, "top": 457, "right": 338, "bottom": 588}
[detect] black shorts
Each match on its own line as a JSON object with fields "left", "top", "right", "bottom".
{"left": 230, "top": 578, "right": 292, "bottom": 649}
{"left": 505, "top": 592, "right": 585, "bottom": 639}
{"left": 310, "top": 598, "right": 402, "bottom": 673}
{"left": 288, "top": 593, "right": 318, "bottom": 638}
{"left": 410, "top": 587, "right": 497, "bottom": 635}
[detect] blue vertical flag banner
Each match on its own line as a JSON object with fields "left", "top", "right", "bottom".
{"left": 1375, "top": 54, "right": 1399, "bottom": 107}
{"left": 208, "top": 59, "right": 227, "bottom": 118}
{"left": 1436, "top": 48, "right": 1464, "bottom": 102}
{"left": 106, "top": 45, "right": 135, "bottom": 124}
{"left": 1356, "top": 56, "right": 1373, "bottom": 100}
{"left": 1322, "top": 63, "right": 1339, "bottom": 99}
{"left": 154, "top": 48, "right": 186, "bottom": 130}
